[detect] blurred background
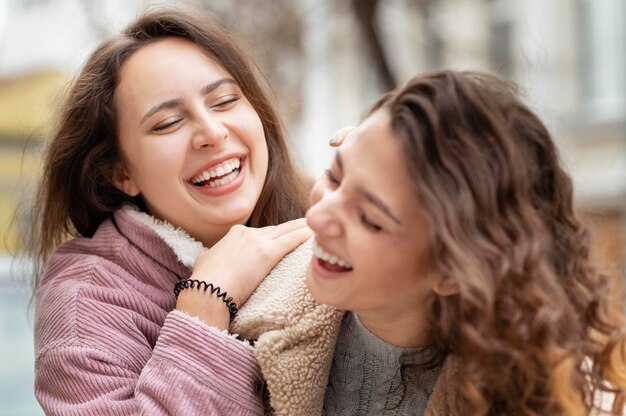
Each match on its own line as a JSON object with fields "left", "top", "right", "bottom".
{"left": 0, "top": 0, "right": 624, "bottom": 414}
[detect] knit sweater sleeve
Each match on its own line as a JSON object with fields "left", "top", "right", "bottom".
{"left": 34, "top": 262, "right": 264, "bottom": 416}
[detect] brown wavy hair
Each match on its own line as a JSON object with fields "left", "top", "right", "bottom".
{"left": 26, "top": 7, "right": 311, "bottom": 287}
{"left": 372, "top": 70, "right": 626, "bottom": 415}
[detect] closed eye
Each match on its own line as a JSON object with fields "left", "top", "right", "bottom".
{"left": 212, "top": 95, "right": 240, "bottom": 110}
{"left": 152, "top": 118, "right": 182, "bottom": 133}
{"left": 324, "top": 169, "right": 340, "bottom": 186}
{"left": 359, "top": 211, "right": 382, "bottom": 232}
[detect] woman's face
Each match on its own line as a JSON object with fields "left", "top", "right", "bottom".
{"left": 306, "top": 109, "right": 439, "bottom": 319}
{"left": 113, "top": 37, "right": 268, "bottom": 246}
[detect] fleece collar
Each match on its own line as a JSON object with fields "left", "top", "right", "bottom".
{"left": 123, "top": 205, "right": 205, "bottom": 268}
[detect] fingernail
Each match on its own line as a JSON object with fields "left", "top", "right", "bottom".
{"left": 329, "top": 136, "right": 339, "bottom": 145}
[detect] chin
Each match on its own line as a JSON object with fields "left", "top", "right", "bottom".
{"left": 305, "top": 267, "right": 324, "bottom": 304}
{"left": 305, "top": 266, "right": 344, "bottom": 309}
{"left": 209, "top": 206, "right": 255, "bottom": 226}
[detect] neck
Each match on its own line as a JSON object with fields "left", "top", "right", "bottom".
{"left": 194, "top": 212, "right": 254, "bottom": 248}
{"left": 355, "top": 307, "right": 431, "bottom": 348}
{"left": 194, "top": 225, "right": 231, "bottom": 248}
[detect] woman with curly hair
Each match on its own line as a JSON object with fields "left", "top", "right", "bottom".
{"left": 306, "top": 70, "right": 626, "bottom": 415}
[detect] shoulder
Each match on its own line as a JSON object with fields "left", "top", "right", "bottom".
{"left": 37, "top": 222, "right": 142, "bottom": 306}
{"left": 40, "top": 213, "right": 164, "bottom": 291}
{"left": 49, "top": 216, "right": 135, "bottom": 268}
{"left": 34, "top": 255, "right": 156, "bottom": 351}
{"left": 35, "top": 222, "right": 170, "bottom": 358}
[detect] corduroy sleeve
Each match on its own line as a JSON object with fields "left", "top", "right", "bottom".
{"left": 35, "top": 310, "right": 264, "bottom": 416}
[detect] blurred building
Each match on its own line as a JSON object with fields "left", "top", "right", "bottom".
{"left": 0, "top": 70, "right": 68, "bottom": 254}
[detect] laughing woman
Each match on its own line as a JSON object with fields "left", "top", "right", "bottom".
{"left": 28, "top": 8, "right": 313, "bottom": 415}
{"left": 306, "top": 70, "right": 626, "bottom": 415}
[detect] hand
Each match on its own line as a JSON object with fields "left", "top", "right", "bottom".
{"left": 176, "top": 218, "right": 312, "bottom": 328}
{"left": 193, "top": 218, "right": 312, "bottom": 305}
{"left": 329, "top": 126, "right": 356, "bottom": 147}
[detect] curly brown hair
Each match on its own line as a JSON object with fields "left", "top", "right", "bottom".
{"left": 372, "top": 70, "right": 626, "bottom": 415}
{"left": 26, "top": 7, "right": 311, "bottom": 287}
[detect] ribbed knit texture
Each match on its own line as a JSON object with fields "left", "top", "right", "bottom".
{"left": 323, "top": 312, "right": 441, "bottom": 416}
{"left": 34, "top": 209, "right": 265, "bottom": 415}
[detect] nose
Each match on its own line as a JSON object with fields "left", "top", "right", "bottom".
{"left": 306, "top": 190, "right": 343, "bottom": 238}
{"left": 192, "top": 113, "right": 229, "bottom": 150}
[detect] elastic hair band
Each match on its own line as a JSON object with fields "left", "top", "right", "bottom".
{"left": 174, "top": 279, "right": 238, "bottom": 320}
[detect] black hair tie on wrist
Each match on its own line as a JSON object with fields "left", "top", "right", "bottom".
{"left": 174, "top": 279, "right": 238, "bottom": 320}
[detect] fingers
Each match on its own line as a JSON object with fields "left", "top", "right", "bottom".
{"left": 275, "top": 225, "right": 313, "bottom": 248}
{"left": 329, "top": 125, "right": 357, "bottom": 147}
{"left": 268, "top": 226, "right": 313, "bottom": 262}
{"left": 259, "top": 218, "right": 312, "bottom": 259}
{"left": 263, "top": 217, "right": 308, "bottom": 237}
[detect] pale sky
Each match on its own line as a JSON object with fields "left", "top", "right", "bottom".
{"left": 0, "top": 0, "right": 152, "bottom": 76}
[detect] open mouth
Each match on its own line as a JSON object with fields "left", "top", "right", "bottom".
{"left": 190, "top": 157, "right": 242, "bottom": 188}
{"left": 312, "top": 241, "right": 353, "bottom": 272}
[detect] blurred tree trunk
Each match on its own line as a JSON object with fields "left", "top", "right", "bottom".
{"left": 351, "top": 0, "right": 396, "bottom": 90}
{"left": 196, "top": 0, "right": 305, "bottom": 123}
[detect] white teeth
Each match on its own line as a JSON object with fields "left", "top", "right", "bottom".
{"left": 192, "top": 158, "right": 241, "bottom": 184}
{"left": 208, "top": 170, "right": 237, "bottom": 187}
{"left": 312, "top": 241, "right": 352, "bottom": 269}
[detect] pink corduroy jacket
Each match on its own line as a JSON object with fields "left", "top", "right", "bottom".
{"left": 34, "top": 207, "right": 271, "bottom": 415}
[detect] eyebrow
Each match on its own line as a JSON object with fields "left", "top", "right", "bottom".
{"left": 140, "top": 78, "right": 237, "bottom": 125}
{"left": 335, "top": 151, "right": 402, "bottom": 225}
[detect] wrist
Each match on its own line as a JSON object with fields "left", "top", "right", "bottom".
{"left": 173, "top": 279, "right": 239, "bottom": 330}
{"left": 175, "top": 289, "right": 231, "bottom": 330}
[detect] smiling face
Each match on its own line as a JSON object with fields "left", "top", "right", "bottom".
{"left": 306, "top": 109, "right": 440, "bottom": 331}
{"left": 113, "top": 37, "right": 268, "bottom": 246}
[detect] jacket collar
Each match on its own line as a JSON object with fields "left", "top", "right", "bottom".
{"left": 425, "top": 355, "right": 463, "bottom": 416}
{"left": 113, "top": 206, "right": 205, "bottom": 280}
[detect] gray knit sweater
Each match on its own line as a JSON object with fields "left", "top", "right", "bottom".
{"left": 322, "top": 312, "right": 442, "bottom": 416}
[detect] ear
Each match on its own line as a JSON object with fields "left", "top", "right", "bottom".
{"left": 112, "top": 163, "right": 140, "bottom": 197}
{"left": 432, "top": 275, "right": 459, "bottom": 297}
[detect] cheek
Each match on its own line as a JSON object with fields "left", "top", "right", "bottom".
{"left": 238, "top": 112, "right": 269, "bottom": 176}
{"left": 357, "top": 242, "right": 417, "bottom": 278}
{"left": 234, "top": 106, "right": 266, "bottom": 148}
{"left": 125, "top": 141, "right": 184, "bottom": 191}
{"left": 252, "top": 139, "right": 269, "bottom": 192}
{"left": 249, "top": 118, "right": 266, "bottom": 149}
{"left": 137, "top": 141, "right": 178, "bottom": 170}
{"left": 257, "top": 138, "right": 269, "bottom": 174}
